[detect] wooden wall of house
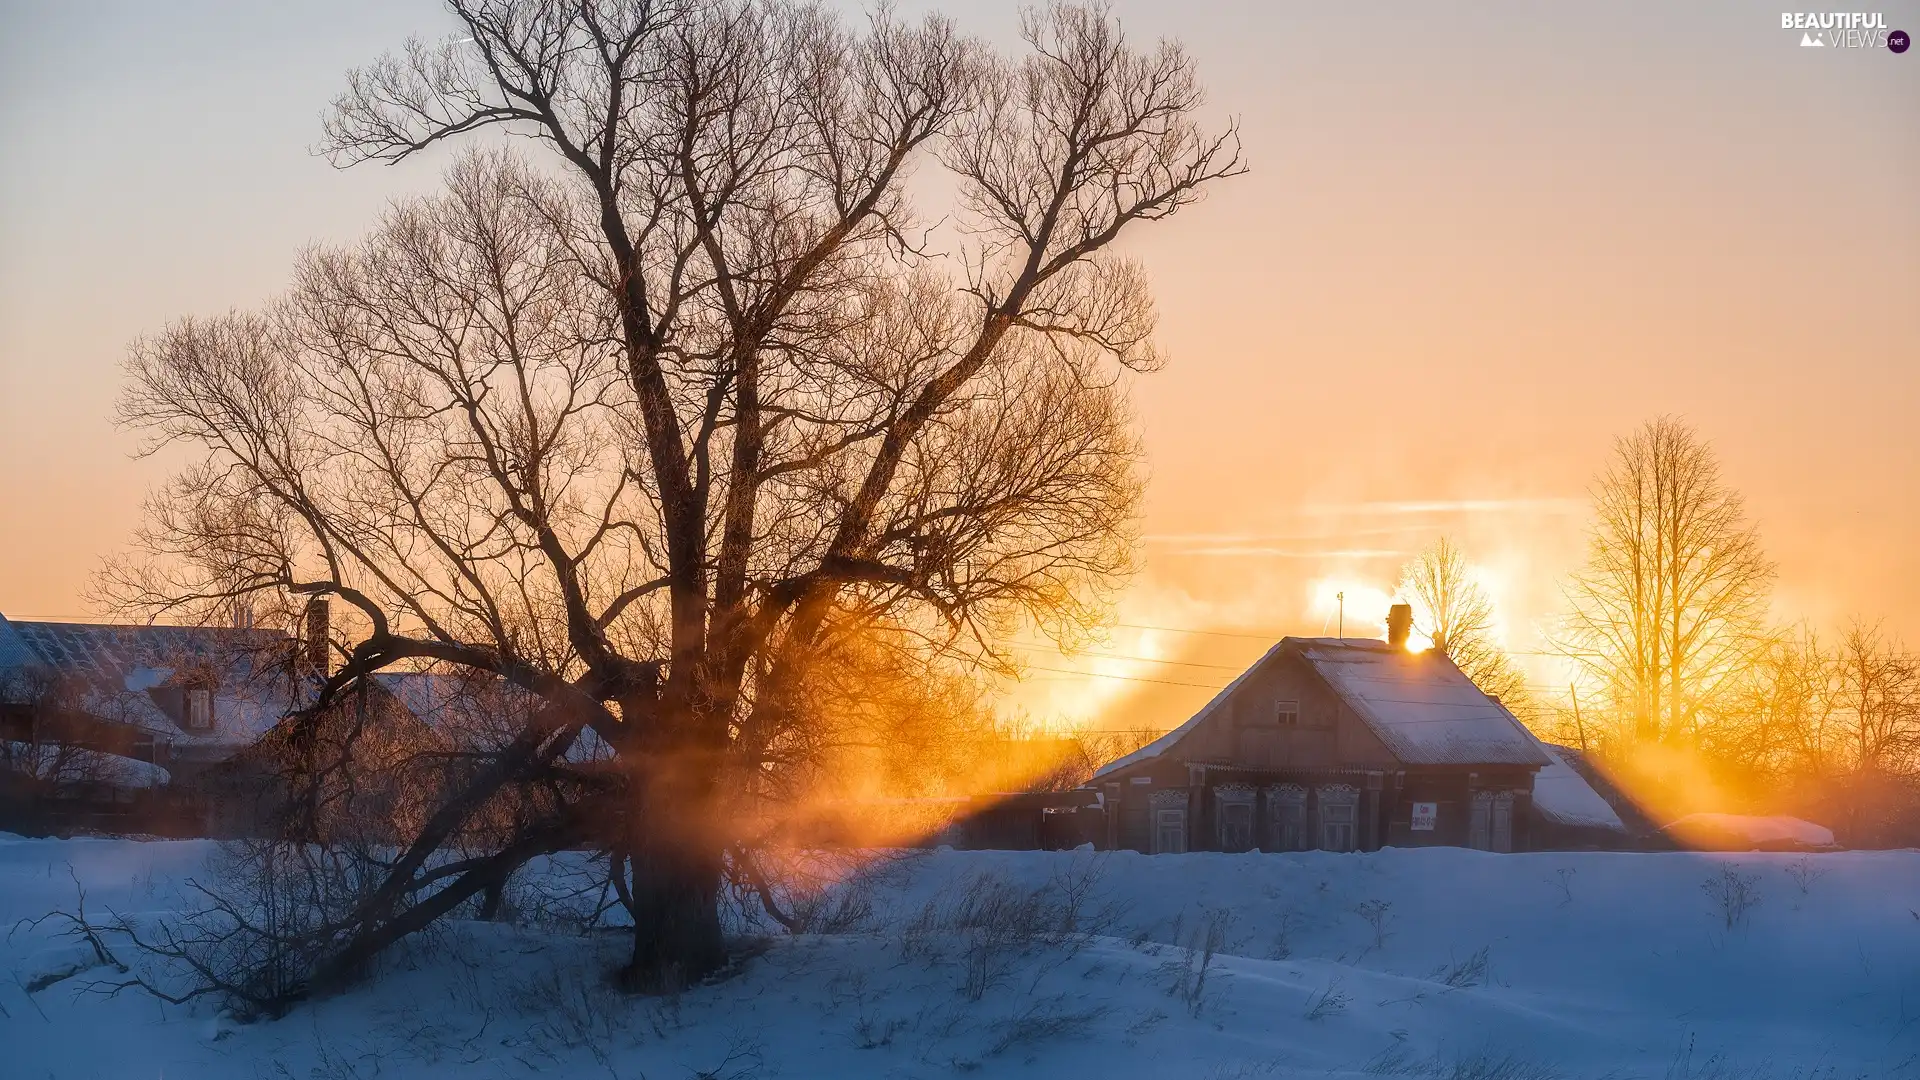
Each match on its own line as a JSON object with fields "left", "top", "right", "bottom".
{"left": 1379, "top": 767, "right": 1536, "bottom": 850}
{"left": 1168, "top": 654, "right": 1400, "bottom": 771}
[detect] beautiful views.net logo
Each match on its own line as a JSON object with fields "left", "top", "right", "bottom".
{"left": 1781, "top": 11, "right": 1911, "bottom": 51}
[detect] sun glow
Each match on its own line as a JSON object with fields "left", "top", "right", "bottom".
{"left": 1306, "top": 577, "right": 1395, "bottom": 639}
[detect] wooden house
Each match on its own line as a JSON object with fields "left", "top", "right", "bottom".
{"left": 0, "top": 612, "right": 303, "bottom": 834}
{"left": 1088, "top": 624, "right": 1567, "bottom": 855}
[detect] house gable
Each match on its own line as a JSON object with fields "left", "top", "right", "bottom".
{"left": 1090, "top": 640, "right": 1409, "bottom": 782}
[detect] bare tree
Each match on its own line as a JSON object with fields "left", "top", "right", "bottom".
{"left": 1558, "top": 417, "right": 1774, "bottom": 745}
{"left": 1702, "top": 626, "right": 1831, "bottom": 779}
{"left": 1831, "top": 620, "right": 1919, "bottom": 775}
{"left": 1395, "top": 536, "right": 1529, "bottom": 709}
{"left": 111, "top": 0, "right": 1240, "bottom": 995}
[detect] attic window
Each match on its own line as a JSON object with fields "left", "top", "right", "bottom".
{"left": 1275, "top": 700, "right": 1299, "bottom": 727}
{"left": 185, "top": 688, "right": 213, "bottom": 732}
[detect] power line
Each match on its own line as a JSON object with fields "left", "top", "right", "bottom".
{"left": 1005, "top": 642, "right": 1248, "bottom": 672}
{"left": 1020, "top": 664, "right": 1229, "bottom": 691}
{"left": 1112, "top": 621, "right": 1283, "bottom": 641}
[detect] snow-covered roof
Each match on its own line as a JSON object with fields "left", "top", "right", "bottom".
{"left": 1090, "top": 637, "right": 1550, "bottom": 780}
{"left": 0, "top": 615, "right": 296, "bottom": 747}
{"left": 368, "top": 671, "right": 609, "bottom": 762}
{"left": 1529, "top": 742, "right": 1626, "bottom": 830}
{"left": 0, "top": 616, "right": 37, "bottom": 670}
{"left": 1665, "top": 813, "right": 1837, "bottom": 850}
{"left": 1299, "top": 639, "right": 1550, "bottom": 767}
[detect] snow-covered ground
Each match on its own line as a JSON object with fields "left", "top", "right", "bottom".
{"left": 3, "top": 834, "right": 1915, "bottom": 1079}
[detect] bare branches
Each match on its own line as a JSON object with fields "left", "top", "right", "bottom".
{"left": 1397, "top": 537, "right": 1529, "bottom": 711}
{"left": 1558, "top": 417, "right": 1775, "bottom": 744}
{"left": 116, "top": 0, "right": 1238, "bottom": 991}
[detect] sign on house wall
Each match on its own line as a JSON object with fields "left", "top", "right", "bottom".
{"left": 1412, "top": 801, "right": 1438, "bottom": 831}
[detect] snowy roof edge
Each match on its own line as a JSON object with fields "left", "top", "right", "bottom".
{"left": 1087, "top": 639, "right": 1291, "bottom": 781}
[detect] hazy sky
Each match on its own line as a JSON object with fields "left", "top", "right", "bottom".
{"left": 2, "top": 2, "right": 1915, "bottom": 729}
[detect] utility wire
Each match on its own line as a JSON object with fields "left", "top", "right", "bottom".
{"left": 1004, "top": 642, "right": 1248, "bottom": 672}
{"left": 1020, "top": 664, "right": 1230, "bottom": 691}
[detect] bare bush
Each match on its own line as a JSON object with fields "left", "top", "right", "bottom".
{"left": 1549, "top": 867, "right": 1577, "bottom": 907}
{"left": 851, "top": 1011, "right": 909, "bottom": 1050}
{"left": 1265, "top": 906, "right": 1302, "bottom": 960}
{"left": 1352, "top": 899, "right": 1394, "bottom": 953}
{"left": 1160, "top": 906, "right": 1232, "bottom": 1016}
{"left": 1431, "top": 945, "right": 1492, "bottom": 989}
{"left": 987, "top": 994, "right": 1108, "bottom": 1056}
{"left": 1304, "top": 977, "right": 1349, "bottom": 1020}
{"left": 23, "top": 841, "right": 391, "bottom": 1020}
{"left": 1784, "top": 857, "right": 1826, "bottom": 897}
{"left": 1702, "top": 865, "right": 1763, "bottom": 930}
{"left": 790, "top": 883, "right": 878, "bottom": 936}
{"left": 888, "top": 860, "right": 1120, "bottom": 1003}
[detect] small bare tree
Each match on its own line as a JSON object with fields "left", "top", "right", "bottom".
{"left": 111, "top": 0, "right": 1241, "bottom": 996}
{"left": 1831, "top": 620, "right": 1919, "bottom": 775}
{"left": 1558, "top": 417, "right": 1774, "bottom": 745}
{"left": 1702, "top": 626, "right": 1833, "bottom": 779}
{"left": 1396, "top": 536, "right": 1529, "bottom": 710}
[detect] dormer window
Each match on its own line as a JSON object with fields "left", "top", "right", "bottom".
{"left": 185, "top": 688, "right": 213, "bottom": 731}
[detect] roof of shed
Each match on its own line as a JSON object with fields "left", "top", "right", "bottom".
{"left": 1529, "top": 741, "right": 1627, "bottom": 830}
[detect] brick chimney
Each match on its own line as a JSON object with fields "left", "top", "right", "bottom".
{"left": 1386, "top": 603, "right": 1413, "bottom": 650}
{"left": 303, "top": 596, "right": 331, "bottom": 676}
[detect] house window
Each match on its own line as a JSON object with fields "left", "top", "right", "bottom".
{"left": 1266, "top": 783, "right": 1308, "bottom": 851}
{"left": 1149, "top": 790, "right": 1188, "bottom": 854}
{"left": 1215, "top": 785, "right": 1256, "bottom": 852}
{"left": 1153, "top": 808, "right": 1187, "bottom": 854}
{"left": 1318, "top": 784, "right": 1360, "bottom": 852}
{"left": 1275, "top": 700, "right": 1299, "bottom": 727}
{"left": 1492, "top": 792, "right": 1515, "bottom": 853}
{"left": 186, "top": 689, "right": 213, "bottom": 732}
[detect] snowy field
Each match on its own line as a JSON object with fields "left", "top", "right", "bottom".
{"left": 4, "top": 835, "right": 1917, "bottom": 1079}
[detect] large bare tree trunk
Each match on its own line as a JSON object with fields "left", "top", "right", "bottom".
{"left": 620, "top": 719, "right": 728, "bottom": 989}
{"left": 623, "top": 825, "right": 726, "bottom": 991}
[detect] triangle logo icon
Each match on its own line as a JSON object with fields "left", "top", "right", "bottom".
{"left": 1801, "top": 31, "right": 1825, "bottom": 46}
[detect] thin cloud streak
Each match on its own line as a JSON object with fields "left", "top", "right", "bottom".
{"left": 1157, "top": 547, "right": 1411, "bottom": 559}
{"left": 1297, "top": 498, "right": 1590, "bottom": 517}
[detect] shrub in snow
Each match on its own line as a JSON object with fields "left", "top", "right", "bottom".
{"left": 1304, "top": 976, "right": 1349, "bottom": 1020}
{"left": 1701, "top": 866, "right": 1762, "bottom": 931}
{"left": 1352, "top": 899, "right": 1394, "bottom": 953}
{"left": 887, "top": 855, "right": 1121, "bottom": 1003}
{"left": 1160, "top": 906, "right": 1233, "bottom": 1016}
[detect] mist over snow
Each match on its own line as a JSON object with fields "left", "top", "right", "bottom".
{"left": 3, "top": 835, "right": 1914, "bottom": 1079}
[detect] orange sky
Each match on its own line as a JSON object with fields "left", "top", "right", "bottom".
{"left": 2, "top": 2, "right": 1915, "bottom": 731}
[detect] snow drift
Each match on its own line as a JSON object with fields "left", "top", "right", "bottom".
{"left": 1, "top": 835, "right": 1911, "bottom": 1078}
